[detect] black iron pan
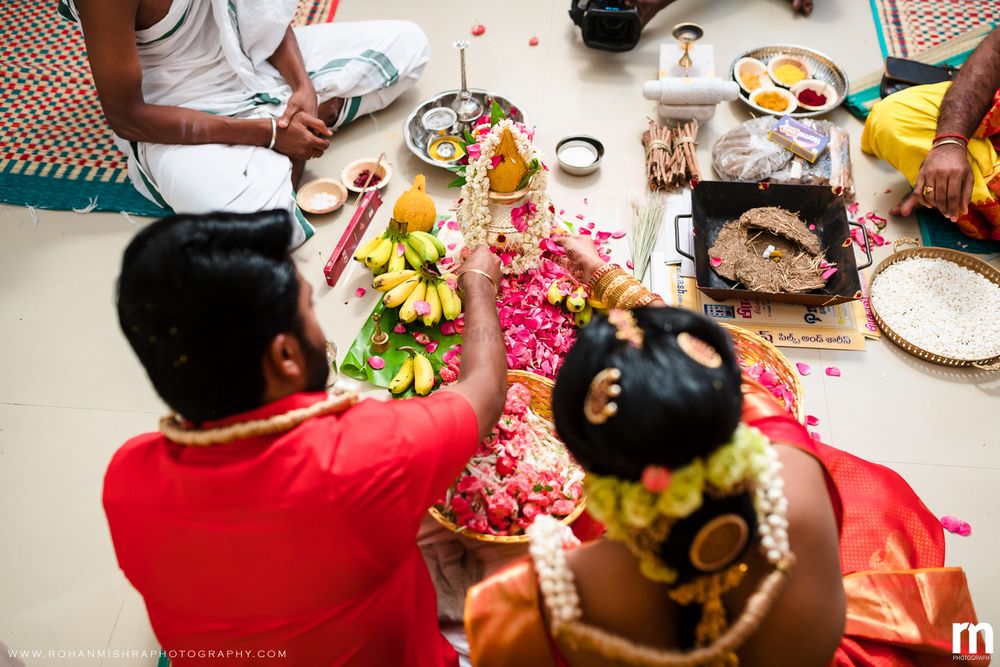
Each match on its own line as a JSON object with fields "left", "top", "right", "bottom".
{"left": 674, "top": 181, "right": 872, "bottom": 306}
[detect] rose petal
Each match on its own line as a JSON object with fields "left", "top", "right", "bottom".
{"left": 471, "top": 23, "right": 486, "bottom": 36}
{"left": 447, "top": 220, "right": 461, "bottom": 230}
{"left": 393, "top": 324, "right": 407, "bottom": 334}
{"left": 808, "top": 224, "right": 816, "bottom": 231}
{"left": 611, "top": 230, "right": 626, "bottom": 239}
{"left": 426, "top": 340, "right": 439, "bottom": 354}
{"left": 490, "top": 155, "right": 504, "bottom": 169}
{"left": 710, "top": 257, "right": 723, "bottom": 268}
{"left": 529, "top": 36, "right": 539, "bottom": 46}
{"left": 447, "top": 243, "right": 457, "bottom": 251}
{"left": 440, "top": 321, "right": 456, "bottom": 336}
{"left": 821, "top": 267, "right": 839, "bottom": 280}
{"left": 847, "top": 202, "right": 860, "bottom": 216}
{"left": 941, "top": 515, "right": 972, "bottom": 536}
{"left": 355, "top": 287, "right": 367, "bottom": 297}
{"left": 806, "top": 415, "right": 820, "bottom": 426}
{"left": 367, "top": 356, "right": 385, "bottom": 370}
{"left": 414, "top": 300, "right": 431, "bottom": 316}
{"left": 825, "top": 366, "right": 841, "bottom": 377}
{"left": 795, "top": 362, "right": 812, "bottom": 376}
{"left": 575, "top": 214, "right": 585, "bottom": 220}
{"left": 626, "top": 260, "right": 635, "bottom": 270}
{"left": 884, "top": 188, "right": 892, "bottom": 193}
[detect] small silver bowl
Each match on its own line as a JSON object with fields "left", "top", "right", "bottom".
{"left": 556, "top": 136, "right": 604, "bottom": 176}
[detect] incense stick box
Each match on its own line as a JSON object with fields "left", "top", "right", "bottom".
{"left": 323, "top": 189, "right": 383, "bottom": 287}
{"left": 768, "top": 116, "right": 828, "bottom": 163}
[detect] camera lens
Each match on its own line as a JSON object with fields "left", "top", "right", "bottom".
{"left": 598, "top": 17, "right": 626, "bottom": 34}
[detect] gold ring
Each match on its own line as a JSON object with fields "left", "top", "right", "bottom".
{"left": 922, "top": 185, "right": 935, "bottom": 196}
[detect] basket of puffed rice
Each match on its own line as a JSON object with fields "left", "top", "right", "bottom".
{"left": 868, "top": 239, "right": 1000, "bottom": 370}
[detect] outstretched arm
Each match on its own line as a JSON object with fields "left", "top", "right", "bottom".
{"left": 76, "top": 0, "right": 329, "bottom": 160}
{"left": 895, "top": 28, "right": 1000, "bottom": 222}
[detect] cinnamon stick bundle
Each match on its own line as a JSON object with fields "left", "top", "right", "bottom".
{"left": 642, "top": 119, "right": 702, "bottom": 191}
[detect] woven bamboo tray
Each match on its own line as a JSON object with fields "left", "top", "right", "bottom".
{"left": 722, "top": 324, "right": 806, "bottom": 423}
{"left": 868, "top": 240, "right": 1000, "bottom": 370}
{"left": 429, "top": 370, "right": 587, "bottom": 544}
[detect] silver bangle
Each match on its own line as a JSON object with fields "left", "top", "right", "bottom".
{"left": 931, "top": 138, "right": 967, "bottom": 151}
{"left": 267, "top": 117, "right": 277, "bottom": 150}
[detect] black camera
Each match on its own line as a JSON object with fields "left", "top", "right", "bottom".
{"left": 569, "top": 0, "right": 642, "bottom": 52}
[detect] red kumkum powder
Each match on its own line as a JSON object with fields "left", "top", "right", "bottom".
{"left": 797, "top": 88, "right": 828, "bottom": 107}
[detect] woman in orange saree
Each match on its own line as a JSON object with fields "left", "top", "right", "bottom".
{"left": 464, "top": 251, "right": 983, "bottom": 666}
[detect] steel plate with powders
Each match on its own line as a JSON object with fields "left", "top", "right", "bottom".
{"left": 729, "top": 45, "right": 848, "bottom": 119}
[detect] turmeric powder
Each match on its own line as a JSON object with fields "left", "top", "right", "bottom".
{"left": 773, "top": 63, "right": 806, "bottom": 86}
{"left": 755, "top": 90, "right": 791, "bottom": 113}
{"left": 487, "top": 129, "right": 528, "bottom": 193}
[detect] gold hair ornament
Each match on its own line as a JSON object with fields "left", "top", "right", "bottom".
{"left": 584, "top": 368, "right": 622, "bottom": 425}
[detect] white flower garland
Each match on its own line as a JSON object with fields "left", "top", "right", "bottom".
{"left": 528, "top": 434, "right": 793, "bottom": 638}
{"left": 458, "top": 119, "right": 553, "bottom": 275}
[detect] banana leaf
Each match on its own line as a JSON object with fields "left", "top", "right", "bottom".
{"left": 340, "top": 301, "right": 463, "bottom": 398}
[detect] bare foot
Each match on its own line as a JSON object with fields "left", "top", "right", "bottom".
{"left": 317, "top": 97, "right": 346, "bottom": 128}
{"left": 790, "top": 0, "right": 814, "bottom": 16}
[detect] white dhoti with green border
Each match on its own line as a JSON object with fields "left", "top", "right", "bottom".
{"left": 63, "top": 0, "right": 429, "bottom": 246}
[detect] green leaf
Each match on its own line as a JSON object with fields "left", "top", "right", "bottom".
{"left": 490, "top": 99, "right": 505, "bottom": 126}
{"left": 446, "top": 176, "right": 467, "bottom": 189}
{"left": 464, "top": 130, "right": 476, "bottom": 145}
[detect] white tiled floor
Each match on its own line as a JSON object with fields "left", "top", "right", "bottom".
{"left": 1, "top": 1, "right": 998, "bottom": 664}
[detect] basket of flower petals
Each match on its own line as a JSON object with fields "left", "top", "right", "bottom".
{"left": 430, "top": 370, "right": 587, "bottom": 543}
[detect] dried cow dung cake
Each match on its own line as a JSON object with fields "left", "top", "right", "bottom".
{"left": 709, "top": 207, "right": 827, "bottom": 294}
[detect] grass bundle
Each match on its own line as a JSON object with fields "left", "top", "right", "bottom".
{"left": 629, "top": 192, "right": 666, "bottom": 282}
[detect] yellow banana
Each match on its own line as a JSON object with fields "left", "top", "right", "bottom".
{"left": 382, "top": 276, "right": 420, "bottom": 308}
{"left": 586, "top": 295, "right": 604, "bottom": 310}
{"left": 398, "top": 278, "right": 427, "bottom": 323}
{"left": 353, "top": 234, "right": 384, "bottom": 262}
{"left": 565, "top": 287, "right": 587, "bottom": 313}
{"left": 422, "top": 278, "right": 442, "bottom": 327}
{"left": 574, "top": 303, "right": 593, "bottom": 328}
{"left": 546, "top": 281, "right": 565, "bottom": 306}
{"left": 389, "top": 357, "right": 414, "bottom": 394}
{"left": 372, "top": 269, "right": 417, "bottom": 292}
{"left": 413, "top": 352, "right": 435, "bottom": 396}
{"left": 364, "top": 237, "right": 393, "bottom": 270}
{"left": 437, "top": 280, "right": 462, "bottom": 321}
{"left": 387, "top": 245, "right": 406, "bottom": 273}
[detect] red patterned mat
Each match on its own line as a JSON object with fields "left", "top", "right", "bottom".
{"left": 870, "top": 0, "right": 999, "bottom": 57}
{"left": 0, "top": 0, "right": 338, "bottom": 216}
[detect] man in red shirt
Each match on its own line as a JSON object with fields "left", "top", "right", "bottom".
{"left": 106, "top": 210, "right": 506, "bottom": 665}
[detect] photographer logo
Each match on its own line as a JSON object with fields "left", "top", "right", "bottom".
{"left": 953, "top": 622, "right": 993, "bottom": 660}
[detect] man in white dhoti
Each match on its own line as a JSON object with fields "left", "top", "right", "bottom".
{"left": 64, "top": 0, "right": 429, "bottom": 246}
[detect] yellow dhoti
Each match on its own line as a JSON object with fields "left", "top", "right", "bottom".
{"left": 862, "top": 81, "right": 1000, "bottom": 240}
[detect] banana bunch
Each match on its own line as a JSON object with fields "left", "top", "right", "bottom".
{"left": 353, "top": 223, "right": 447, "bottom": 276}
{"left": 546, "top": 279, "right": 605, "bottom": 328}
{"left": 372, "top": 270, "right": 462, "bottom": 326}
{"left": 389, "top": 346, "right": 436, "bottom": 396}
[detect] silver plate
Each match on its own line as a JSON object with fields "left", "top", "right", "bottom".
{"left": 729, "top": 45, "right": 849, "bottom": 119}
{"left": 403, "top": 89, "right": 525, "bottom": 169}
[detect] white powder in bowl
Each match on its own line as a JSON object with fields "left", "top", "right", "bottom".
{"left": 870, "top": 257, "right": 1000, "bottom": 361}
{"left": 307, "top": 191, "right": 343, "bottom": 210}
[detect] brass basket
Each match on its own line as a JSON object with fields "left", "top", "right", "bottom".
{"left": 722, "top": 324, "right": 806, "bottom": 424}
{"left": 868, "top": 240, "right": 1000, "bottom": 371}
{"left": 428, "top": 370, "right": 587, "bottom": 544}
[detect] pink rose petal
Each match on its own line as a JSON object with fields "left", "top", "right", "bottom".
{"left": 795, "top": 362, "right": 812, "bottom": 376}
{"left": 438, "top": 219, "right": 446, "bottom": 228}
{"left": 414, "top": 300, "right": 431, "bottom": 316}
{"left": 586, "top": 222, "right": 595, "bottom": 229}
{"left": 806, "top": 415, "right": 820, "bottom": 426}
{"left": 847, "top": 202, "right": 860, "bottom": 216}
{"left": 367, "top": 356, "right": 385, "bottom": 370}
{"left": 355, "top": 287, "right": 367, "bottom": 297}
{"left": 490, "top": 155, "right": 504, "bottom": 169}
{"left": 441, "top": 257, "right": 455, "bottom": 266}
{"left": 529, "top": 36, "right": 539, "bottom": 46}
{"left": 426, "top": 340, "right": 439, "bottom": 354}
{"left": 884, "top": 188, "right": 892, "bottom": 194}
{"left": 611, "top": 230, "right": 626, "bottom": 239}
{"left": 441, "top": 321, "right": 456, "bottom": 336}
{"left": 808, "top": 224, "right": 816, "bottom": 231}
{"left": 393, "top": 324, "right": 407, "bottom": 334}
{"left": 575, "top": 214, "right": 585, "bottom": 220}
{"left": 446, "top": 220, "right": 461, "bottom": 230}
{"left": 821, "top": 267, "right": 839, "bottom": 280}
{"left": 825, "top": 366, "right": 841, "bottom": 377}
{"left": 940, "top": 515, "right": 972, "bottom": 536}
{"left": 626, "top": 260, "right": 635, "bottom": 270}
{"left": 579, "top": 227, "right": 592, "bottom": 236}
{"left": 710, "top": 257, "right": 723, "bottom": 268}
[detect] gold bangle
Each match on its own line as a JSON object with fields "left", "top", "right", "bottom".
{"left": 589, "top": 263, "right": 619, "bottom": 291}
{"left": 457, "top": 269, "right": 498, "bottom": 296}
{"left": 614, "top": 284, "right": 645, "bottom": 309}
{"left": 594, "top": 266, "right": 626, "bottom": 300}
{"left": 596, "top": 273, "right": 631, "bottom": 303}
{"left": 605, "top": 278, "right": 641, "bottom": 307}
{"left": 634, "top": 292, "right": 661, "bottom": 307}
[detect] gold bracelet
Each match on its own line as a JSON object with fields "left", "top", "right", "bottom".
{"left": 594, "top": 267, "right": 626, "bottom": 300}
{"left": 457, "top": 269, "right": 498, "bottom": 296}
{"left": 613, "top": 284, "right": 645, "bottom": 309}
{"left": 605, "top": 277, "right": 641, "bottom": 307}
{"left": 589, "top": 263, "right": 619, "bottom": 292}
{"left": 596, "top": 273, "right": 631, "bottom": 303}
{"left": 634, "top": 292, "right": 662, "bottom": 307}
